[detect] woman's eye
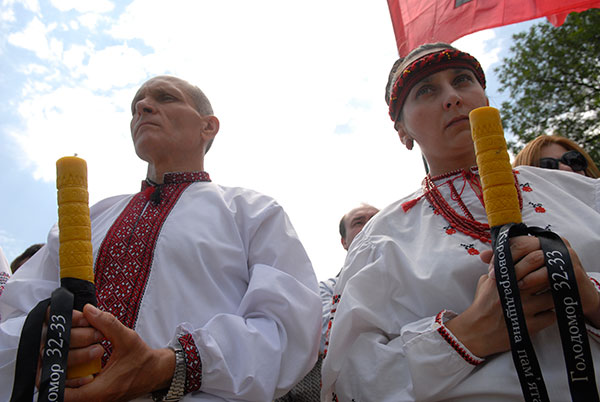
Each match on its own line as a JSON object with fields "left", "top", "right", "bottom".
{"left": 415, "top": 85, "right": 434, "bottom": 98}
{"left": 160, "top": 94, "right": 176, "bottom": 101}
{"left": 455, "top": 74, "right": 474, "bottom": 85}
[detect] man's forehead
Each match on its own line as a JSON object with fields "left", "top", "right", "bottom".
{"left": 135, "top": 76, "right": 185, "bottom": 96}
{"left": 131, "top": 76, "right": 191, "bottom": 112}
{"left": 347, "top": 206, "right": 378, "bottom": 221}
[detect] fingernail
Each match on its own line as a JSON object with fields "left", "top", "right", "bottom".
{"left": 94, "top": 330, "right": 103, "bottom": 342}
{"left": 87, "top": 304, "right": 100, "bottom": 316}
{"left": 91, "top": 345, "right": 104, "bottom": 358}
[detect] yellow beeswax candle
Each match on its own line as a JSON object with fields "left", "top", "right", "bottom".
{"left": 56, "top": 156, "right": 101, "bottom": 378}
{"left": 56, "top": 156, "right": 94, "bottom": 282}
{"left": 469, "top": 107, "right": 522, "bottom": 227}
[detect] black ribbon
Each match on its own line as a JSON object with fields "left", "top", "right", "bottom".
{"left": 492, "top": 223, "right": 599, "bottom": 402}
{"left": 38, "top": 288, "right": 73, "bottom": 402}
{"left": 10, "top": 278, "right": 97, "bottom": 402}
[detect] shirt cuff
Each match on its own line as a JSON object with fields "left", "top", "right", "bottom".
{"left": 178, "top": 333, "right": 203, "bottom": 393}
{"left": 587, "top": 277, "right": 600, "bottom": 338}
{"left": 434, "top": 310, "right": 484, "bottom": 366}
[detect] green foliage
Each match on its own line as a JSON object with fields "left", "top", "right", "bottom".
{"left": 495, "top": 9, "right": 600, "bottom": 166}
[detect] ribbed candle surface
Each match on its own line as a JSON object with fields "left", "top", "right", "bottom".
{"left": 56, "top": 156, "right": 94, "bottom": 282}
{"left": 469, "top": 107, "right": 522, "bottom": 227}
{"left": 56, "top": 156, "right": 101, "bottom": 378}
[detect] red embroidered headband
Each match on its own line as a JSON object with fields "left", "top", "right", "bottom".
{"left": 388, "top": 49, "right": 486, "bottom": 123}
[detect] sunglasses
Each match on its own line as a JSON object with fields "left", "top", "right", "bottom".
{"left": 539, "top": 150, "right": 588, "bottom": 172}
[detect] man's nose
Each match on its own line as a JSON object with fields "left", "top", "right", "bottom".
{"left": 134, "top": 98, "right": 155, "bottom": 115}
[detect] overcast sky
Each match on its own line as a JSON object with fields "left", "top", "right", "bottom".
{"left": 0, "top": 0, "right": 538, "bottom": 280}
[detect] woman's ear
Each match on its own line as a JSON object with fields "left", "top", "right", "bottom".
{"left": 397, "top": 124, "right": 414, "bottom": 151}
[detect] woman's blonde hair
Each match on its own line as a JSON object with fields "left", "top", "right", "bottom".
{"left": 513, "top": 134, "right": 600, "bottom": 178}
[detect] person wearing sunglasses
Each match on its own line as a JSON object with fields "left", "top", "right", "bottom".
{"left": 513, "top": 134, "right": 600, "bottom": 178}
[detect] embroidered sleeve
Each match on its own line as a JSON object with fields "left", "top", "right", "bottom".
{"left": 0, "top": 272, "right": 9, "bottom": 321}
{"left": 178, "top": 333, "right": 203, "bottom": 393}
{"left": 586, "top": 278, "right": 600, "bottom": 339}
{"left": 590, "top": 277, "right": 600, "bottom": 293}
{"left": 434, "top": 310, "right": 484, "bottom": 366}
{"left": 0, "top": 272, "right": 9, "bottom": 293}
{"left": 323, "top": 293, "right": 341, "bottom": 359}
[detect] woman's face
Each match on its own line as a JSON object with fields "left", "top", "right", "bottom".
{"left": 396, "top": 68, "right": 488, "bottom": 174}
{"left": 539, "top": 143, "right": 586, "bottom": 176}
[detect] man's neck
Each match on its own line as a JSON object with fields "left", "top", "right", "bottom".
{"left": 146, "top": 163, "right": 205, "bottom": 184}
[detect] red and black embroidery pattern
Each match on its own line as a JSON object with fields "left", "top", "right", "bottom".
{"left": 0, "top": 272, "right": 9, "bottom": 320}
{"left": 179, "top": 333, "right": 203, "bottom": 393}
{"left": 94, "top": 172, "right": 210, "bottom": 363}
{"left": 460, "top": 243, "right": 480, "bottom": 256}
{"left": 0, "top": 271, "right": 9, "bottom": 292}
{"left": 323, "top": 294, "right": 341, "bottom": 359}
{"left": 520, "top": 182, "right": 533, "bottom": 192}
{"left": 436, "top": 310, "right": 483, "bottom": 366}
{"left": 528, "top": 202, "right": 546, "bottom": 214}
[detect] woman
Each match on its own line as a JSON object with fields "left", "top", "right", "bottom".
{"left": 513, "top": 134, "right": 600, "bottom": 178}
{"left": 321, "top": 43, "right": 600, "bottom": 401}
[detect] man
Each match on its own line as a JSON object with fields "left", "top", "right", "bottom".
{"left": 0, "top": 76, "right": 321, "bottom": 401}
{"left": 322, "top": 204, "right": 379, "bottom": 351}
{"left": 338, "top": 204, "right": 380, "bottom": 251}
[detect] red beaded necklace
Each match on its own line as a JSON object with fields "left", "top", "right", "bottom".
{"left": 422, "top": 168, "right": 522, "bottom": 244}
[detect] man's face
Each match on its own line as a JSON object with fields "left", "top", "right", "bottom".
{"left": 130, "top": 76, "right": 212, "bottom": 166}
{"left": 342, "top": 206, "right": 379, "bottom": 250}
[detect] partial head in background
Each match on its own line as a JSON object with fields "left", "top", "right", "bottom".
{"left": 130, "top": 76, "right": 219, "bottom": 181}
{"left": 513, "top": 134, "right": 599, "bottom": 178}
{"left": 339, "top": 204, "right": 379, "bottom": 251}
{"left": 385, "top": 43, "right": 488, "bottom": 176}
{"left": 10, "top": 243, "right": 44, "bottom": 274}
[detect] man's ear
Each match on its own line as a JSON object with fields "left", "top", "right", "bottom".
{"left": 201, "top": 115, "right": 220, "bottom": 140}
{"left": 341, "top": 236, "right": 348, "bottom": 251}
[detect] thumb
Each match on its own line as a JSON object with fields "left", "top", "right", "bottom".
{"left": 479, "top": 249, "right": 493, "bottom": 264}
{"left": 83, "top": 304, "right": 125, "bottom": 346}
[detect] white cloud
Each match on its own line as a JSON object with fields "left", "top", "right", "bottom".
{"left": 1, "top": 8, "right": 15, "bottom": 22}
{"left": 20, "top": 62, "right": 48, "bottom": 75}
{"left": 77, "top": 13, "right": 106, "bottom": 30}
{"left": 62, "top": 43, "right": 91, "bottom": 76}
{"left": 50, "top": 0, "right": 114, "bottom": 13}
{"left": 453, "top": 28, "right": 501, "bottom": 73}
{"left": 84, "top": 44, "right": 148, "bottom": 89}
{"left": 8, "top": 16, "right": 60, "bottom": 60}
{"left": 5, "top": 0, "right": 42, "bottom": 14}
{"left": 11, "top": 84, "right": 144, "bottom": 202}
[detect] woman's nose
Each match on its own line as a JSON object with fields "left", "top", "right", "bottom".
{"left": 444, "top": 93, "right": 461, "bottom": 110}
{"left": 558, "top": 162, "right": 575, "bottom": 173}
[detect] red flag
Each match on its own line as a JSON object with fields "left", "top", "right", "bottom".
{"left": 388, "top": 0, "right": 600, "bottom": 55}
